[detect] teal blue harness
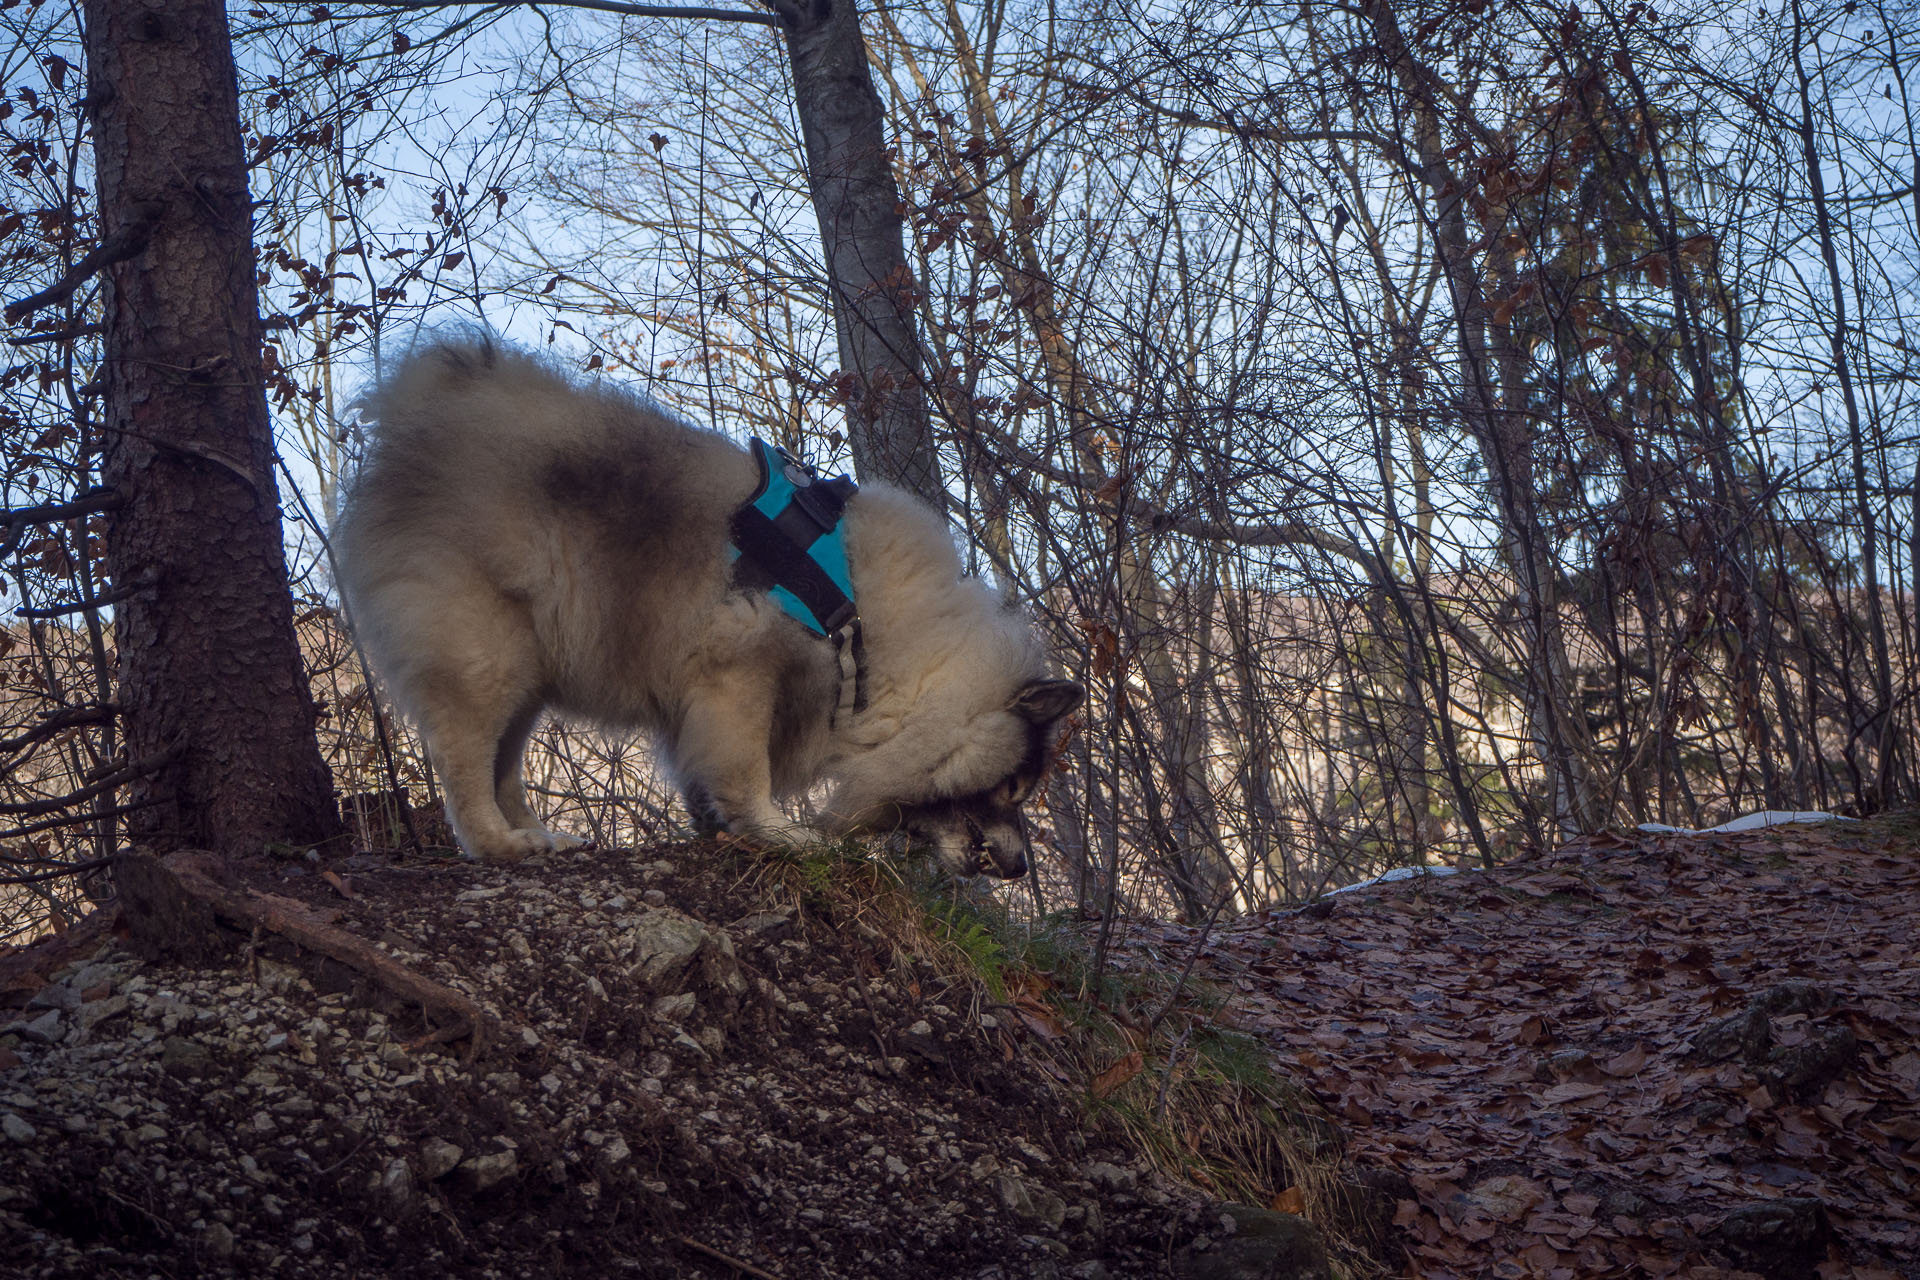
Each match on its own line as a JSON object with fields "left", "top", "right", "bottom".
{"left": 728, "top": 438, "right": 867, "bottom": 721}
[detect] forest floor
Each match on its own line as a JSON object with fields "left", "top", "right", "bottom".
{"left": 1093, "top": 815, "right": 1920, "bottom": 1279}
{"left": 0, "top": 816, "right": 1914, "bottom": 1279}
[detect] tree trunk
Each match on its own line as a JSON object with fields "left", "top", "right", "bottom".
{"left": 1359, "top": 0, "right": 1604, "bottom": 839}
{"left": 82, "top": 0, "right": 341, "bottom": 858}
{"left": 775, "top": 0, "right": 945, "bottom": 506}
{"left": 1790, "top": 0, "right": 1899, "bottom": 808}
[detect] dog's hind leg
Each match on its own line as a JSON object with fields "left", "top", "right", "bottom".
{"left": 494, "top": 701, "right": 585, "bottom": 852}
{"left": 401, "top": 617, "right": 563, "bottom": 863}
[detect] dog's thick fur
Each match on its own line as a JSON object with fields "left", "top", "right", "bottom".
{"left": 332, "top": 342, "right": 1081, "bottom": 876}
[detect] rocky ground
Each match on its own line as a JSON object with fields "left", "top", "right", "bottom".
{"left": 0, "top": 842, "right": 1337, "bottom": 1280}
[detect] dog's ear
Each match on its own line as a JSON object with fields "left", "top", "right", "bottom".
{"left": 1008, "top": 678, "right": 1084, "bottom": 724}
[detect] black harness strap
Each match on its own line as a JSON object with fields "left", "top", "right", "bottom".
{"left": 728, "top": 503, "right": 857, "bottom": 636}
{"left": 727, "top": 438, "right": 868, "bottom": 722}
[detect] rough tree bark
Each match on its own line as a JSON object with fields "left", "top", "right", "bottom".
{"left": 82, "top": 0, "right": 341, "bottom": 858}
{"left": 772, "top": 0, "right": 946, "bottom": 506}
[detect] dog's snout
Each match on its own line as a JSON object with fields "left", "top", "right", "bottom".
{"left": 991, "top": 843, "right": 1028, "bottom": 879}
{"left": 973, "top": 829, "right": 1029, "bottom": 879}
{"left": 912, "top": 808, "right": 1031, "bottom": 880}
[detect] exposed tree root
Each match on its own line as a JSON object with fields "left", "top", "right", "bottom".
{"left": 117, "top": 849, "right": 491, "bottom": 1057}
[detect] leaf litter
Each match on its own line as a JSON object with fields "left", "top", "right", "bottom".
{"left": 1094, "top": 819, "right": 1920, "bottom": 1278}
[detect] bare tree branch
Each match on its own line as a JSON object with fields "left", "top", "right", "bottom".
{"left": 3, "top": 201, "right": 161, "bottom": 323}
{"left": 264, "top": 0, "right": 783, "bottom": 28}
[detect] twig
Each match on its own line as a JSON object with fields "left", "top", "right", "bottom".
{"left": 14, "top": 570, "right": 159, "bottom": 620}
{"left": 0, "top": 752, "right": 176, "bottom": 817}
{"left": 7, "top": 322, "right": 101, "bottom": 346}
{"left": 674, "top": 1235, "right": 786, "bottom": 1280}
{"left": 0, "top": 485, "right": 122, "bottom": 528}
{"left": 0, "top": 798, "right": 162, "bottom": 842}
{"left": 1153, "top": 1022, "right": 1195, "bottom": 1119}
{"left": 1145, "top": 887, "right": 1238, "bottom": 1038}
{"left": 0, "top": 704, "right": 119, "bottom": 756}
{"left": 261, "top": 0, "right": 783, "bottom": 27}
{"left": 0, "top": 486, "right": 123, "bottom": 557}
{"left": 4, "top": 202, "right": 161, "bottom": 323}
{"left": 0, "top": 855, "right": 115, "bottom": 885}
{"left": 118, "top": 850, "right": 496, "bottom": 1059}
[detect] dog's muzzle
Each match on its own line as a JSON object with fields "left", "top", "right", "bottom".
{"left": 907, "top": 810, "right": 1030, "bottom": 880}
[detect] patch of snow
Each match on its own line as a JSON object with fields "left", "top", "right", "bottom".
{"left": 1636, "top": 809, "right": 1858, "bottom": 835}
{"left": 1324, "top": 864, "right": 1465, "bottom": 896}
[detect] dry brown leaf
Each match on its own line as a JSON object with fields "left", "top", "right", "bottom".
{"left": 1602, "top": 1043, "right": 1649, "bottom": 1076}
{"left": 1013, "top": 996, "right": 1065, "bottom": 1039}
{"left": 1090, "top": 1050, "right": 1144, "bottom": 1099}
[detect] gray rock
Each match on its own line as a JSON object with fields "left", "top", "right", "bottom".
{"left": 650, "top": 992, "right": 697, "bottom": 1023}
{"left": 16, "top": 1010, "right": 62, "bottom": 1044}
{"left": 2, "top": 1111, "right": 35, "bottom": 1143}
{"left": 1173, "top": 1203, "right": 1333, "bottom": 1280}
{"left": 997, "top": 1175, "right": 1068, "bottom": 1230}
{"left": 1690, "top": 1005, "right": 1771, "bottom": 1064}
{"left": 729, "top": 907, "right": 797, "bottom": 940}
{"left": 457, "top": 1148, "right": 518, "bottom": 1193}
{"left": 380, "top": 1157, "right": 415, "bottom": 1211}
{"left": 27, "top": 983, "right": 80, "bottom": 1012}
{"left": 201, "top": 1222, "right": 236, "bottom": 1259}
{"left": 1713, "top": 1196, "right": 1829, "bottom": 1265}
{"left": 419, "top": 1137, "right": 464, "bottom": 1180}
{"left": 161, "top": 1036, "right": 212, "bottom": 1073}
{"left": 255, "top": 958, "right": 310, "bottom": 995}
{"left": 1765, "top": 1027, "right": 1858, "bottom": 1096}
{"left": 1755, "top": 982, "right": 1832, "bottom": 1016}
{"left": 623, "top": 907, "right": 746, "bottom": 1002}
{"left": 68, "top": 960, "right": 126, "bottom": 993}
{"left": 77, "top": 993, "right": 130, "bottom": 1032}
{"left": 900, "top": 1022, "right": 948, "bottom": 1067}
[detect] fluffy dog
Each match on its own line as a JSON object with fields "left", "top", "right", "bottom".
{"left": 332, "top": 341, "right": 1081, "bottom": 877}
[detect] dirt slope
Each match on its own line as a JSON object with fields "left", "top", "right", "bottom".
{"left": 1097, "top": 819, "right": 1920, "bottom": 1279}
{"left": 0, "top": 844, "right": 1229, "bottom": 1279}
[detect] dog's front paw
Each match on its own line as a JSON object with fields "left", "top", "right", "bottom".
{"left": 470, "top": 827, "right": 574, "bottom": 863}
{"left": 729, "top": 818, "right": 828, "bottom": 850}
